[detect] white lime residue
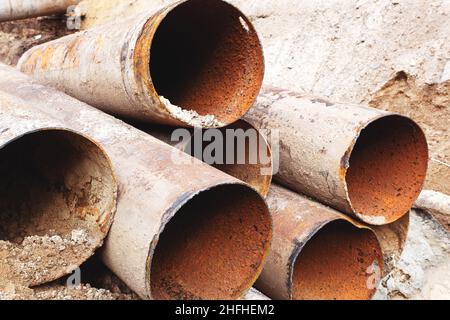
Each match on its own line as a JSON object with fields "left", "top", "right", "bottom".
{"left": 356, "top": 213, "right": 386, "bottom": 225}
{"left": 160, "top": 96, "right": 225, "bottom": 128}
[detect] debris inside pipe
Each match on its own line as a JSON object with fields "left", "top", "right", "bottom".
{"left": 18, "top": 0, "right": 264, "bottom": 128}
{"left": 142, "top": 120, "right": 273, "bottom": 197}
{"left": 0, "top": 128, "right": 117, "bottom": 287}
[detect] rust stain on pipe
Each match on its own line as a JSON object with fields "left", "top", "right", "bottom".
{"left": 141, "top": 120, "right": 273, "bottom": 197}
{"left": 18, "top": 0, "right": 264, "bottom": 128}
{"left": 256, "top": 185, "right": 383, "bottom": 300}
{"left": 0, "top": 0, "right": 80, "bottom": 22}
{"left": 245, "top": 87, "right": 429, "bottom": 225}
{"left": 0, "top": 64, "right": 272, "bottom": 300}
{"left": 0, "top": 92, "right": 117, "bottom": 287}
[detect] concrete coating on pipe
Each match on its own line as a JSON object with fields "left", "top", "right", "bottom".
{"left": 17, "top": 0, "right": 264, "bottom": 128}
{"left": 245, "top": 87, "right": 428, "bottom": 225}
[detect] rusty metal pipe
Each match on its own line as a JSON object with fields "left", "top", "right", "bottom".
{"left": 245, "top": 87, "right": 429, "bottom": 225}
{"left": 0, "top": 91, "right": 117, "bottom": 288}
{"left": 18, "top": 0, "right": 264, "bottom": 128}
{"left": 371, "top": 213, "right": 409, "bottom": 274}
{"left": 141, "top": 120, "right": 273, "bottom": 197}
{"left": 0, "top": 0, "right": 80, "bottom": 22}
{"left": 256, "top": 184, "right": 383, "bottom": 300}
{"left": 0, "top": 64, "right": 272, "bottom": 300}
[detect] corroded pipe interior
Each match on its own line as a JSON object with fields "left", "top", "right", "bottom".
{"left": 150, "top": 184, "right": 272, "bottom": 300}
{"left": 150, "top": 0, "right": 264, "bottom": 123}
{"left": 346, "top": 115, "right": 428, "bottom": 223}
{"left": 292, "top": 220, "right": 382, "bottom": 300}
{"left": 0, "top": 130, "right": 116, "bottom": 285}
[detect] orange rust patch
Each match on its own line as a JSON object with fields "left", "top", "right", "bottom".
{"left": 62, "top": 36, "right": 83, "bottom": 67}
{"left": 133, "top": 9, "right": 164, "bottom": 105}
{"left": 292, "top": 221, "right": 383, "bottom": 300}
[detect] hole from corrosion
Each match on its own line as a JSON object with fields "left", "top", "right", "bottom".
{"left": 0, "top": 130, "right": 116, "bottom": 286}
{"left": 346, "top": 115, "right": 428, "bottom": 224}
{"left": 292, "top": 220, "right": 382, "bottom": 300}
{"left": 150, "top": 0, "right": 264, "bottom": 124}
{"left": 150, "top": 184, "right": 272, "bottom": 300}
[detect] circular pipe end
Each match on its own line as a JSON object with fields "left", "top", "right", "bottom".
{"left": 149, "top": 184, "right": 272, "bottom": 300}
{"left": 345, "top": 115, "right": 428, "bottom": 225}
{"left": 291, "top": 220, "right": 383, "bottom": 300}
{"left": 148, "top": 0, "right": 264, "bottom": 127}
{"left": 0, "top": 129, "right": 117, "bottom": 286}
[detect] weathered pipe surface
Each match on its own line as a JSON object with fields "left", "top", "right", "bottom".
{"left": 245, "top": 87, "right": 429, "bottom": 225}
{"left": 0, "top": 64, "right": 272, "bottom": 300}
{"left": 0, "top": 0, "right": 80, "bottom": 22}
{"left": 415, "top": 190, "right": 450, "bottom": 231}
{"left": 257, "top": 185, "right": 383, "bottom": 300}
{"left": 142, "top": 120, "right": 273, "bottom": 197}
{"left": 0, "top": 91, "right": 117, "bottom": 287}
{"left": 371, "top": 213, "right": 409, "bottom": 275}
{"left": 18, "top": 0, "right": 264, "bottom": 128}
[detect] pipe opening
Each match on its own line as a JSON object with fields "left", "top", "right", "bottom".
{"left": 0, "top": 130, "right": 116, "bottom": 286}
{"left": 346, "top": 115, "right": 428, "bottom": 224}
{"left": 150, "top": 184, "right": 272, "bottom": 300}
{"left": 150, "top": 0, "right": 264, "bottom": 124}
{"left": 292, "top": 220, "right": 382, "bottom": 300}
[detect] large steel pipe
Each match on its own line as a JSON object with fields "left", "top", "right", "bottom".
{"left": 245, "top": 87, "right": 428, "bottom": 225}
{"left": 0, "top": 64, "right": 272, "bottom": 300}
{"left": 257, "top": 184, "right": 383, "bottom": 300}
{"left": 0, "top": 0, "right": 80, "bottom": 22}
{"left": 142, "top": 120, "right": 273, "bottom": 197}
{"left": 18, "top": 0, "right": 264, "bottom": 128}
{"left": 0, "top": 91, "right": 117, "bottom": 287}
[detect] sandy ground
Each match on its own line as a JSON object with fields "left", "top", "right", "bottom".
{"left": 0, "top": 0, "right": 449, "bottom": 300}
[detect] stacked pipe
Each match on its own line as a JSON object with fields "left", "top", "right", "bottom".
{"left": 0, "top": 0, "right": 430, "bottom": 300}
{"left": 0, "top": 63, "right": 272, "bottom": 300}
{"left": 0, "top": 0, "right": 80, "bottom": 22}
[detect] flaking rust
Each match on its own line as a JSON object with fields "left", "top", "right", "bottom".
{"left": 141, "top": 120, "right": 273, "bottom": 198}
{"left": 18, "top": 0, "right": 264, "bottom": 128}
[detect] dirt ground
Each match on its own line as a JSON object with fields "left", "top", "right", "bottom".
{"left": 0, "top": 17, "right": 73, "bottom": 66}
